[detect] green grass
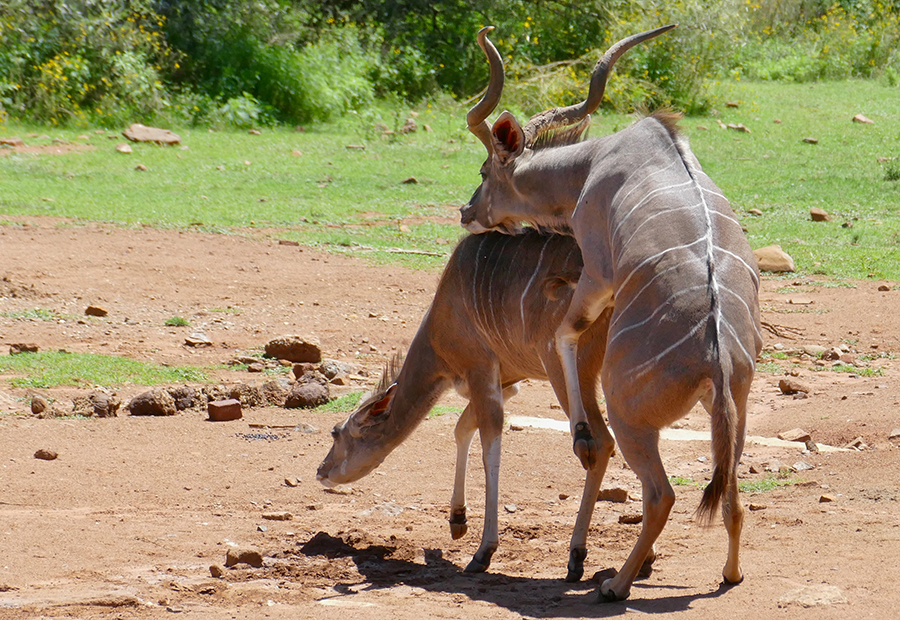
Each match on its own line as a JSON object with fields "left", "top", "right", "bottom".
{"left": 164, "top": 316, "right": 190, "bottom": 327}
{"left": 0, "top": 351, "right": 208, "bottom": 389}
{"left": 2, "top": 80, "right": 899, "bottom": 276}
{"left": 670, "top": 474, "right": 800, "bottom": 493}
{"left": 2, "top": 308, "right": 79, "bottom": 321}
{"left": 313, "top": 391, "right": 364, "bottom": 413}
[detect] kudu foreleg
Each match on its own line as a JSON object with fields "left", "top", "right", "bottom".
{"left": 450, "top": 404, "right": 479, "bottom": 540}
{"left": 555, "top": 281, "right": 613, "bottom": 470}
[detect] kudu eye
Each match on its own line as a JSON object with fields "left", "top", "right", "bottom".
{"left": 330, "top": 427, "right": 339, "bottom": 439}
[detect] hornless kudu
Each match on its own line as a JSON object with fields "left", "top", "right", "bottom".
{"left": 318, "top": 229, "right": 619, "bottom": 579}
{"left": 460, "top": 26, "right": 763, "bottom": 601}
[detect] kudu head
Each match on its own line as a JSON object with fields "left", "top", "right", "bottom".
{"left": 317, "top": 355, "right": 404, "bottom": 486}
{"left": 460, "top": 24, "right": 677, "bottom": 235}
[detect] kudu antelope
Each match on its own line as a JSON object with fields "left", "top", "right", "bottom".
{"left": 318, "top": 229, "right": 617, "bottom": 579}
{"left": 461, "top": 26, "right": 763, "bottom": 601}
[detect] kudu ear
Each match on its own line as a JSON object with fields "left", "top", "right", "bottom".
{"left": 368, "top": 383, "right": 397, "bottom": 418}
{"left": 491, "top": 111, "right": 526, "bottom": 166}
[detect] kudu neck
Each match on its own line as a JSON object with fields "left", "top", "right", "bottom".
{"left": 516, "top": 142, "right": 595, "bottom": 215}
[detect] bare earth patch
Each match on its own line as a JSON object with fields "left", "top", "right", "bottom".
{"left": 1, "top": 218, "right": 899, "bottom": 619}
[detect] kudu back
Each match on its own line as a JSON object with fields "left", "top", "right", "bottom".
{"left": 318, "top": 229, "right": 614, "bottom": 579}
{"left": 461, "top": 26, "right": 763, "bottom": 601}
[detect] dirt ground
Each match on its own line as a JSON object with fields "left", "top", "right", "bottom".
{"left": 1, "top": 217, "right": 900, "bottom": 619}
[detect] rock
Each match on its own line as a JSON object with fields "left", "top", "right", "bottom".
{"left": 843, "top": 436, "right": 867, "bottom": 450}
{"left": 748, "top": 208, "right": 763, "bottom": 216}
{"left": 168, "top": 386, "right": 202, "bottom": 411}
{"left": 779, "top": 428, "right": 812, "bottom": 443}
{"left": 852, "top": 114, "right": 874, "bottom": 125}
{"left": 558, "top": 493, "right": 570, "bottom": 500}
{"left": 779, "top": 584, "right": 847, "bottom": 608}
{"left": 889, "top": 429, "right": 900, "bottom": 442}
{"left": 773, "top": 118, "right": 782, "bottom": 124}
{"left": 727, "top": 123, "right": 751, "bottom": 133}
{"left": 749, "top": 503, "right": 766, "bottom": 511}
{"left": 725, "top": 101, "right": 740, "bottom": 108}
{"left": 284, "top": 477, "right": 300, "bottom": 487}
{"left": 128, "top": 388, "right": 177, "bottom": 416}
{"left": 31, "top": 395, "right": 48, "bottom": 415}
{"left": 319, "top": 359, "right": 360, "bottom": 379}
{"left": 265, "top": 335, "right": 322, "bottom": 363}
{"left": 803, "top": 137, "right": 819, "bottom": 144}
{"left": 399, "top": 118, "right": 418, "bottom": 134}
{"left": 247, "top": 363, "right": 264, "bottom": 373}
{"left": 84, "top": 305, "right": 109, "bottom": 317}
{"left": 284, "top": 382, "right": 329, "bottom": 409}
{"left": 224, "top": 546, "right": 263, "bottom": 568}
{"left": 504, "top": 504, "right": 518, "bottom": 513}
{"left": 763, "top": 459, "right": 785, "bottom": 473}
{"left": 123, "top": 124, "right": 181, "bottom": 145}
{"left": 72, "top": 391, "right": 120, "bottom": 418}
{"left": 278, "top": 239, "right": 300, "bottom": 246}
{"left": 329, "top": 374, "right": 349, "bottom": 386}
{"left": 135, "top": 164, "right": 148, "bottom": 172}
{"left": 229, "top": 384, "right": 264, "bottom": 408}
{"left": 248, "top": 129, "right": 261, "bottom": 135}
{"left": 802, "top": 345, "right": 827, "bottom": 358}
{"left": 115, "top": 143, "right": 133, "bottom": 154}
{"left": 346, "top": 144, "right": 366, "bottom": 150}
{"left": 0, "top": 137, "right": 25, "bottom": 147}
{"left": 209, "top": 564, "right": 225, "bottom": 578}
{"left": 822, "top": 347, "right": 842, "bottom": 361}
{"left": 260, "top": 380, "right": 289, "bottom": 407}
{"left": 34, "top": 448, "right": 58, "bottom": 461}
{"left": 262, "top": 511, "right": 293, "bottom": 521}
{"left": 291, "top": 150, "right": 302, "bottom": 157}
{"left": 793, "top": 461, "right": 814, "bottom": 472}
{"left": 819, "top": 494, "right": 836, "bottom": 503}
{"left": 778, "top": 379, "right": 810, "bottom": 395}
{"left": 598, "top": 488, "right": 629, "bottom": 503}
{"left": 10, "top": 343, "right": 39, "bottom": 354}
{"left": 208, "top": 399, "right": 242, "bottom": 422}
{"left": 753, "top": 245, "right": 795, "bottom": 272}
{"left": 878, "top": 284, "right": 891, "bottom": 292}
{"left": 185, "top": 332, "right": 212, "bottom": 347}
{"left": 810, "top": 207, "right": 831, "bottom": 222}
{"left": 401, "top": 177, "right": 418, "bottom": 184}
{"left": 618, "top": 513, "right": 643, "bottom": 524}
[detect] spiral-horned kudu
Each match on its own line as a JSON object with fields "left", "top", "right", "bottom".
{"left": 460, "top": 25, "right": 762, "bottom": 601}
{"left": 318, "top": 229, "right": 618, "bottom": 580}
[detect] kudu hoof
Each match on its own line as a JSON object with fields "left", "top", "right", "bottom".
{"left": 566, "top": 547, "right": 587, "bottom": 583}
{"left": 598, "top": 576, "right": 629, "bottom": 603}
{"left": 573, "top": 422, "right": 597, "bottom": 470}
{"left": 464, "top": 556, "right": 490, "bottom": 573}
{"left": 637, "top": 554, "right": 656, "bottom": 580}
{"left": 722, "top": 570, "right": 744, "bottom": 586}
{"left": 449, "top": 511, "right": 468, "bottom": 540}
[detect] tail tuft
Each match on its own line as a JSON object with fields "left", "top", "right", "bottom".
{"left": 695, "top": 465, "right": 727, "bottom": 525}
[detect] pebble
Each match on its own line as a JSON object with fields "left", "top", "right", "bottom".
{"left": 599, "top": 488, "right": 629, "bottom": 503}
{"left": 224, "top": 546, "right": 263, "bottom": 568}
{"left": 262, "top": 511, "right": 293, "bottom": 521}
{"left": 619, "top": 513, "right": 643, "bottom": 524}
{"left": 34, "top": 449, "right": 58, "bottom": 461}
{"left": 209, "top": 564, "right": 225, "bottom": 578}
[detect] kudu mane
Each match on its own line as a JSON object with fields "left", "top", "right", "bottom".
{"left": 359, "top": 351, "right": 404, "bottom": 409}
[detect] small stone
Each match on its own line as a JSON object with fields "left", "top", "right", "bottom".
{"left": 889, "top": 429, "right": 900, "bottom": 442}
{"left": 128, "top": 388, "right": 177, "bottom": 416}
{"left": 291, "top": 150, "right": 302, "bottom": 157}
{"left": 803, "top": 137, "right": 818, "bottom": 144}
{"left": 248, "top": 129, "right": 261, "bottom": 135}
{"left": 209, "top": 564, "right": 225, "bottom": 578}
{"left": 262, "top": 511, "right": 292, "bottom": 521}
{"left": 247, "top": 363, "right": 264, "bottom": 373}
{"left": 508, "top": 424, "right": 524, "bottom": 431}
{"left": 284, "top": 382, "right": 329, "bottom": 409}
{"left": 398, "top": 224, "right": 412, "bottom": 233}
{"left": 123, "top": 124, "right": 181, "bottom": 145}
{"left": 748, "top": 463, "right": 762, "bottom": 474}
{"left": 810, "top": 207, "right": 831, "bottom": 222}
{"left": 852, "top": 114, "right": 874, "bottom": 125}
{"left": 504, "top": 504, "right": 518, "bottom": 513}
{"left": 763, "top": 459, "right": 785, "bottom": 473}
{"left": 727, "top": 123, "right": 751, "bottom": 133}
{"left": 878, "top": 285, "right": 890, "bottom": 292}
{"left": 185, "top": 332, "right": 212, "bottom": 347}
{"left": 822, "top": 347, "right": 842, "bottom": 361}
{"left": 748, "top": 208, "right": 763, "bottom": 216}
{"left": 208, "top": 399, "right": 242, "bottom": 422}
{"left": 345, "top": 144, "right": 366, "bottom": 150}
{"left": 224, "top": 546, "right": 263, "bottom": 568}
{"left": 558, "top": 493, "right": 570, "bottom": 500}
{"left": 278, "top": 239, "right": 300, "bottom": 246}
{"left": 779, "top": 379, "right": 810, "bottom": 395}
{"left": 31, "top": 395, "right": 48, "bottom": 415}
{"left": 843, "top": 436, "right": 867, "bottom": 450}
{"left": 265, "top": 335, "right": 322, "bottom": 363}
{"left": 0, "top": 137, "right": 25, "bottom": 147}
{"left": 135, "top": 164, "right": 148, "bottom": 172}
{"left": 308, "top": 503, "right": 324, "bottom": 511}
{"left": 778, "top": 428, "right": 812, "bottom": 443}
{"left": 619, "top": 513, "right": 643, "bottom": 524}
{"left": 819, "top": 494, "right": 836, "bottom": 503}
{"left": 725, "top": 101, "right": 740, "bottom": 108}
{"left": 749, "top": 503, "right": 766, "bottom": 511}
{"left": 115, "top": 143, "right": 133, "bottom": 154}
{"left": 774, "top": 118, "right": 782, "bottom": 124}
{"left": 401, "top": 177, "right": 418, "bottom": 184}
{"left": 34, "top": 449, "right": 58, "bottom": 461}
{"left": 779, "top": 584, "right": 847, "bottom": 607}
{"left": 284, "top": 477, "right": 300, "bottom": 487}
{"left": 9, "top": 343, "right": 39, "bottom": 355}
{"left": 85, "top": 305, "right": 109, "bottom": 317}
{"left": 792, "top": 461, "right": 814, "bottom": 472}
{"left": 753, "top": 245, "right": 795, "bottom": 272}
{"left": 598, "top": 488, "right": 629, "bottom": 503}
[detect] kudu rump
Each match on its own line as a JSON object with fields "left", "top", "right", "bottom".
{"left": 318, "top": 229, "right": 616, "bottom": 579}
{"left": 461, "top": 26, "right": 762, "bottom": 601}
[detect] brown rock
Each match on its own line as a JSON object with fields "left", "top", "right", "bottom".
{"left": 843, "top": 436, "right": 867, "bottom": 450}
{"left": 0, "top": 137, "right": 25, "bottom": 147}
{"left": 31, "top": 395, "right": 48, "bottom": 415}
{"left": 278, "top": 239, "right": 300, "bottom": 246}
{"left": 618, "top": 513, "right": 643, "bottom": 524}
{"left": 115, "top": 143, "right": 133, "bottom": 154}
{"left": 284, "top": 382, "right": 329, "bottom": 409}
{"left": 598, "top": 488, "right": 629, "bottom": 503}
{"left": 748, "top": 208, "right": 763, "bottom": 216}
{"left": 819, "top": 494, "right": 835, "bottom": 503}
{"left": 803, "top": 137, "right": 818, "bottom": 144}
{"left": 725, "top": 101, "right": 740, "bottom": 108}
{"left": 810, "top": 207, "right": 831, "bottom": 222}
{"left": 778, "top": 428, "right": 812, "bottom": 443}
{"left": 229, "top": 384, "right": 264, "bottom": 408}
{"left": 135, "top": 164, "right": 148, "bottom": 172}
{"left": 822, "top": 347, "right": 842, "bottom": 361}
{"left": 727, "top": 123, "right": 751, "bottom": 133}
{"left": 10, "top": 343, "right": 39, "bottom": 354}
{"left": 123, "top": 124, "right": 181, "bottom": 145}
{"left": 284, "top": 477, "right": 300, "bottom": 487}
{"left": 852, "top": 114, "right": 874, "bottom": 125}
{"left": 72, "top": 391, "right": 120, "bottom": 418}
{"left": 224, "top": 546, "right": 263, "bottom": 568}
{"left": 265, "top": 335, "right": 322, "bottom": 363}
{"left": 168, "top": 386, "right": 202, "bottom": 411}
{"left": 209, "top": 564, "right": 225, "bottom": 578}
{"left": 878, "top": 284, "right": 890, "bottom": 292}
{"left": 85, "top": 305, "right": 109, "bottom": 317}
{"left": 34, "top": 449, "right": 58, "bottom": 461}
{"left": 128, "top": 388, "right": 177, "bottom": 416}
{"left": 778, "top": 379, "right": 810, "bottom": 395}
{"left": 260, "top": 380, "right": 289, "bottom": 407}
{"left": 248, "top": 129, "right": 261, "bottom": 135}
{"left": 753, "top": 245, "right": 795, "bottom": 272}
{"left": 262, "top": 511, "right": 293, "bottom": 521}
{"left": 208, "top": 399, "right": 242, "bottom": 422}
{"left": 749, "top": 503, "right": 766, "bottom": 511}
{"left": 399, "top": 118, "right": 418, "bottom": 134}
{"left": 400, "top": 177, "right": 418, "bottom": 184}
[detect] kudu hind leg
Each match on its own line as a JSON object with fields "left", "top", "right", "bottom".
{"left": 555, "top": 282, "right": 613, "bottom": 470}
{"left": 599, "top": 419, "right": 674, "bottom": 602}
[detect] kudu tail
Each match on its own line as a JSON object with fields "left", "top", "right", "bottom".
{"left": 696, "top": 360, "right": 739, "bottom": 525}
